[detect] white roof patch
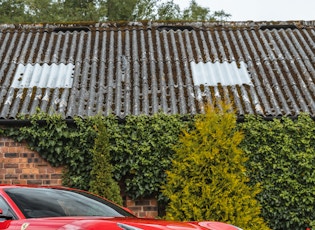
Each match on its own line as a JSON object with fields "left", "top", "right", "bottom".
{"left": 12, "top": 63, "right": 75, "bottom": 88}
{"left": 190, "top": 61, "right": 252, "bottom": 86}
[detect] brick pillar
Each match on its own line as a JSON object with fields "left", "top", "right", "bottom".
{"left": 126, "top": 197, "right": 158, "bottom": 218}
{"left": 0, "top": 137, "right": 63, "bottom": 185}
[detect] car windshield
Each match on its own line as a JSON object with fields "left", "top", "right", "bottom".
{"left": 4, "top": 188, "right": 134, "bottom": 219}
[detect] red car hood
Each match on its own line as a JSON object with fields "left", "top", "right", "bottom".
{"left": 1, "top": 217, "right": 239, "bottom": 230}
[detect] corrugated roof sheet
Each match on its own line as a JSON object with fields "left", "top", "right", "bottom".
{"left": 12, "top": 63, "right": 74, "bottom": 88}
{"left": 0, "top": 21, "right": 314, "bottom": 119}
{"left": 190, "top": 61, "right": 252, "bottom": 86}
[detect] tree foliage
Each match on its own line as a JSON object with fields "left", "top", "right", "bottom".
{"left": 182, "top": 0, "right": 230, "bottom": 21}
{"left": 106, "top": 0, "right": 138, "bottom": 21}
{"left": 0, "top": 0, "right": 28, "bottom": 23}
{"left": 182, "top": 0, "right": 214, "bottom": 21}
{"left": 155, "top": 0, "right": 181, "bottom": 21}
{"left": 0, "top": 0, "right": 230, "bottom": 23}
{"left": 162, "top": 104, "right": 269, "bottom": 230}
{"left": 60, "top": 0, "right": 107, "bottom": 22}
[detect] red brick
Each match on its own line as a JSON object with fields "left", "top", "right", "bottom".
{"left": 145, "top": 211, "right": 158, "bottom": 218}
{"left": 4, "top": 163, "right": 18, "bottom": 168}
{"left": 22, "top": 168, "right": 39, "bottom": 174}
{"left": 137, "top": 212, "right": 146, "bottom": 218}
{"left": 19, "top": 158, "right": 28, "bottom": 163}
{"left": 51, "top": 174, "right": 62, "bottom": 179}
{"left": 27, "top": 180, "right": 42, "bottom": 185}
{"left": 36, "top": 174, "right": 49, "bottom": 179}
{"left": 47, "top": 168, "right": 57, "bottom": 173}
{"left": 3, "top": 158, "right": 19, "bottom": 164}
{"left": 49, "top": 179, "right": 62, "bottom": 185}
{"left": 5, "top": 168, "right": 16, "bottom": 174}
{"left": 129, "top": 207, "right": 142, "bottom": 212}
{"left": 150, "top": 199, "right": 157, "bottom": 206}
{"left": 12, "top": 179, "right": 27, "bottom": 184}
{"left": 4, "top": 153, "right": 18, "bottom": 158}
{"left": 0, "top": 180, "right": 12, "bottom": 184}
{"left": 126, "top": 200, "right": 135, "bottom": 206}
{"left": 5, "top": 174, "right": 18, "bottom": 179}
{"left": 38, "top": 168, "right": 47, "bottom": 173}
{"left": 43, "top": 180, "right": 51, "bottom": 185}
{"left": 135, "top": 200, "right": 150, "bottom": 206}
{"left": 143, "top": 206, "right": 158, "bottom": 211}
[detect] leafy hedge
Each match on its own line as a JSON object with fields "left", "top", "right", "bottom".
{"left": 4, "top": 111, "right": 190, "bottom": 199}
{"left": 240, "top": 114, "right": 315, "bottom": 229}
{"left": 2, "top": 112, "right": 315, "bottom": 229}
{"left": 108, "top": 113, "right": 191, "bottom": 199}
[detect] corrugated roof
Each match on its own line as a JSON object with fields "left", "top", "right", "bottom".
{"left": 0, "top": 21, "right": 314, "bottom": 119}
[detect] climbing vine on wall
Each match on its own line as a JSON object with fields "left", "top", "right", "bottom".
{"left": 240, "top": 114, "right": 315, "bottom": 230}
{"left": 3, "top": 111, "right": 191, "bottom": 198}
{"left": 2, "top": 111, "right": 315, "bottom": 229}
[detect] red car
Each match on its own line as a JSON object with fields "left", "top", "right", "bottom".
{"left": 0, "top": 185, "right": 242, "bottom": 230}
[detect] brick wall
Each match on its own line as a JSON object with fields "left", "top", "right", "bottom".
{"left": 0, "top": 136, "right": 63, "bottom": 185}
{"left": 0, "top": 136, "right": 159, "bottom": 218}
{"left": 126, "top": 197, "right": 158, "bottom": 218}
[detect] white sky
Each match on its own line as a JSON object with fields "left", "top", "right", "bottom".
{"left": 172, "top": 0, "right": 315, "bottom": 21}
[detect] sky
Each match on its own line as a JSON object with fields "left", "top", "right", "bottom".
{"left": 172, "top": 0, "right": 315, "bottom": 21}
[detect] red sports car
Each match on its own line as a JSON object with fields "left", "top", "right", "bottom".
{"left": 0, "top": 185, "right": 242, "bottom": 230}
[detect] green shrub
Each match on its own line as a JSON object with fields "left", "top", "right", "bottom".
{"left": 162, "top": 104, "right": 269, "bottom": 230}
{"left": 89, "top": 116, "right": 122, "bottom": 205}
{"left": 240, "top": 114, "right": 315, "bottom": 229}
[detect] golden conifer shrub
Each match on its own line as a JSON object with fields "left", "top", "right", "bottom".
{"left": 162, "top": 103, "right": 270, "bottom": 230}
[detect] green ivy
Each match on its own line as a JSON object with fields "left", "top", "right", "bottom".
{"left": 3, "top": 111, "right": 190, "bottom": 199}
{"left": 108, "top": 113, "right": 191, "bottom": 199}
{"left": 2, "top": 111, "right": 315, "bottom": 229}
{"left": 240, "top": 114, "right": 315, "bottom": 230}
{"left": 0, "top": 127, "right": 4, "bottom": 135}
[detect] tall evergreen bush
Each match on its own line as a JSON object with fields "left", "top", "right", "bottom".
{"left": 89, "top": 116, "right": 123, "bottom": 205}
{"left": 162, "top": 104, "right": 269, "bottom": 230}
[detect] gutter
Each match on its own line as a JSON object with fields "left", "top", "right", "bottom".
{"left": 0, "top": 115, "right": 312, "bottom": 127}
{"left": 0, "top": 119, "right": 76, "bottom": 127}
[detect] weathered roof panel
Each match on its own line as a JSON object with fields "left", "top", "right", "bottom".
{"left": 0, "top": 21, "right": 314, "bottom": 119}
{"left": 11, "top": 63, "right": 74, "bottom": 88}
{"left": 190, "top": 61, "right": 252, "bottom": 86}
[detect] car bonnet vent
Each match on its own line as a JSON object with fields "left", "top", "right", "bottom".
{"left": 157, "top": 25, "right": 194, "bottom": 31}
{"left": 53, "top": 26, "right": 91, "bottom": 33}
{"left": 259, "top": 24, "right": 298, "bottom": 30}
